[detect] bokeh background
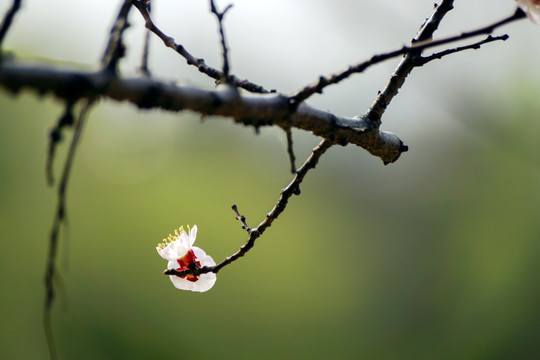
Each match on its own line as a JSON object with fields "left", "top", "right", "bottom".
{"left": 1, "top": 0, "right": 540, "bottom": 359}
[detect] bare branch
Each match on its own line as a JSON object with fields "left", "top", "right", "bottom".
{"left": 365, "top": 4, "right": 525, "bottom": 127}
{"left": 0, "top": 62, "right": 407, "bottom": 163}
{"left": 364, "top": 0, "right": 455, "bottom": 128}
{"left": 289, "top": 3, "right": 526, "bottom": 113}
{"left": 0, "top": 0, "right": 22, "bottom": 52}
{"left": 131, "top": 0, "right": 272, "bottom": 94}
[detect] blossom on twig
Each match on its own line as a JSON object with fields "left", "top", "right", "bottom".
{"left": 157, "top": 225, "right": 216, "bottom": 292}
{"left": 517, "top": 0, "right": 540, "bottom": 24}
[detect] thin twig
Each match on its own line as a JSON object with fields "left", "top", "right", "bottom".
{"left": 139, "top": 1, "right": 152, "bottom": 76}
{"left": 165, "top": 139, "right": 332, "bottom": 278}
{"left": 43, "top": 3, "right": 133, "bottom": 355}
{"left": 101, "top": 0, "right": 133, "bottom": 72}
{"left": 363, "top": 0, "right": 456, "bottom": 127}
{"left": 0, "top": 0, "right": 22, "bottom": 52}
{"left": 131, "top": 0, "right": 273, "bottom": 94}
{"left": 209, "top": 0, "right": 233, "bottom": 82}
{"left": 417, "top": 34, "right": 509, "bottom": 66}
{"left": 364, "top": 4, "right": 525, "bottom": 127}
{"left": 288, "top": 4, "right": 526, "bottom": 110}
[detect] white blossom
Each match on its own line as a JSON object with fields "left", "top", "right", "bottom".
{"left": 157, "top": 225, "right": 216, "bottom": 292}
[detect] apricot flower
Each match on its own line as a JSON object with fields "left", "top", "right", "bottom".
{"left": 157, "top": 225, "right": 216, "bottom": 292}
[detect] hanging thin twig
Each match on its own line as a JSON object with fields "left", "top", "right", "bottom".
{"left": 46, "top": 103, "right": 74, "bottom": 186}
{"left": 43, "top": 3, "right": 136, "bottom": 358}
{"left": 44, "top": 100, "right": 92, "bottom": 360}
{"left": 285, "top": 128, "right": 297, "bottom": 174}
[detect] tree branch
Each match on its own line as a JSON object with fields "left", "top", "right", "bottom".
{"left": 131, "top": 0, "right": 272, "bottom": 94}
{"left": 0, "top": 62, "right": 408, "bottom": 163}
{"left": 364, "top": 0, "right": 456, "bottom": 127}
{"left": 290, "top": 2, "right": 525, "bottom": 120}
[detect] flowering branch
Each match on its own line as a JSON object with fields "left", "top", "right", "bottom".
{"left": 164, "top": 139, "right": 332, "bottom": 278}
{"left": 158, "top": 1, "right": 533, "bottom": 288}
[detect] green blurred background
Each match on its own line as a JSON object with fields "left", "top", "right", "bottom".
{"left": 1, "top": 1, "right": 540, "bottom": 359}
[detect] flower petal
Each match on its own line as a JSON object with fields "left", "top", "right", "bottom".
{"left": 165, "top": 247, "right": 217, "bottom": 292}
{"left": 167, "top": 268, "right": 217, "bottom": 292}
{"left": 192, "top": 246, "right": 216, "bottom": 267}
{"left": 189, "top": 246, "right": 217, "bottom": 292}
{"left": 157, "top": 238, "right": 189, "bottom": 261}
{"left": 157, "top": 244, "right": 175, "bottom": 261}
{"left": 170, "top": 274, "right": 197, "bottom": 291}
{"left": 189, "top": 272, "right": 217, "bottom": 292}
{"left": 188, "top": 225, "right": 197, "bottom": 247}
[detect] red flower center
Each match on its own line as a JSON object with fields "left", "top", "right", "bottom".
{"left": 176, "top": 249, "right": 202, "bottom": 282}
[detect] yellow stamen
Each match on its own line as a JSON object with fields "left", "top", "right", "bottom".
{"left": 157, "top": 226, "right": 187, "bottom": 249}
